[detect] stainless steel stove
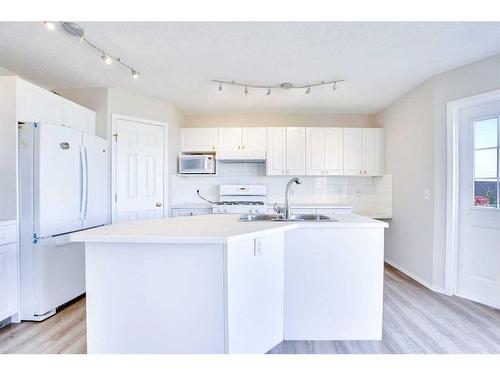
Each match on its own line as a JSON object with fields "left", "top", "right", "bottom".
{"left": 212, "top": 185, "right": 269, "bottom": 214}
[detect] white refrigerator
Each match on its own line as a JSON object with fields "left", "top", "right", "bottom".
{"left": 18, "top": 122, "right": 108, "bottom": 321}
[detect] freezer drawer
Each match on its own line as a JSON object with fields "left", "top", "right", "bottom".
{"left": 33, "top": 234, "right": 85, "bottom": 316}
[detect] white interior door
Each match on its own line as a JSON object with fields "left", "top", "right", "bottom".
{"left": 35, "top": 123, "right": 83, "bottom": 237}
{"left": 457, "top": 101, "right": 500, "bottom": 308}
{"left": 114, "top": 118, "right": 164, "bottom": 223}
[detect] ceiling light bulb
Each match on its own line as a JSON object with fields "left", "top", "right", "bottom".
{"left": 306, "top": 87, "right": 311, "bottom": 94}
{"left": 43, "top": 21, "right": 55, "bottom": 30}
{"left": 244, "top": 86, "right": 248, "bottom": 95}
{"left": 101, "top": 54, "right": 113, "bottom": 65}
{"left": 266, "top": 88, "right": 271, "bottom": 96}
{"left": 131, "top": 70, "right": 140, "bottom": 79}
{"left": 218, "top": 82, "right": 223, "bottom": 91}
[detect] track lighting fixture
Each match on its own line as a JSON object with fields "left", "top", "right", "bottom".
{"left": 45, "top": 22, "right": 141, "bottom": 80}
{"left": 101, "top": 54, "right": 113, "bottom": 65}
{"left": 43, "top": 21, "right": 55, "bottom": 30}
{"left": 213, "top": 79, "right": 343, "bottom": 96}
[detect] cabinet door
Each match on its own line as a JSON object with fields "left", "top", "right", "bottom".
{"left": 180, "top": 128, "right": 217, "bottom": 152}
{"left": 286, "top": 128, "right": 306, "bottom": 175}
{"left": 218, "top": 128, "right": 242, "bottom": 152}
{"left": 0, "top": 243, "right": 19, "bottom": 321}
{"left": 17, "top": 79, "right": 63, "bottom": 124}
{"left": 362, "top": 128, "right": 383, "bottom": 176}
{"left": 266, "top": 128, "right": 287, "bottom": 175}
{"left": 242, "top": 128, "right": 267, "bottom": 152}
{"left": 306, "top": 128, "right": 325, "bottom": 176}
{"left": 226, "top": 234, "right": 284, "bottom": 353}
{"left": 343, "top": 128, "right": 363, "bottom": 176}
{"left": 63, "top": 99, "right": 96, "bottom": 134}
{"left": 324, "top": 128, "right": 344, "bottom": 175}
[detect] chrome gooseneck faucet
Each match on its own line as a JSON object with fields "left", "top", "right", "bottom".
{"left": 284, "top": 177, "right": 302, "bottom": 220}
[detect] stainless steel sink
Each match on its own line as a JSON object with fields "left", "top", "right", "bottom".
{"left": 239, "top": 213, "right": 337, "bottom": 222}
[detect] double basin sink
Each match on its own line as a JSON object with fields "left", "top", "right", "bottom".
{"left": 239, "top": 213, "right": 337, "bottom": 222}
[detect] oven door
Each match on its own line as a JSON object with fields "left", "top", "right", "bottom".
{"left": 179, "top": 155, "right": 214, "bottom": 174}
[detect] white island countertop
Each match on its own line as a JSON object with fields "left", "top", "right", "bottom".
{"left": 71, "top": 213, "right": 388, "bottom": 245}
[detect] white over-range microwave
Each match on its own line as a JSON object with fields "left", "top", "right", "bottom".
{"left": 178, "top": 154, "right": 216, "bottom": 174}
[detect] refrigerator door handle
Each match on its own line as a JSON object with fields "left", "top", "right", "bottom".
{"left": 83, "top": 146, "right": 89, "bottom": 219}
{"left": 79, "top": 146, "right": 88, "bottom": 220}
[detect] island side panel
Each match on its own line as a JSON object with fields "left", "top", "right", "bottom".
{"left": 284, "top": 227, "right": 384, "bottom": 340}
{"left": 85, "top": 242, "right": 227, "bottom": 354}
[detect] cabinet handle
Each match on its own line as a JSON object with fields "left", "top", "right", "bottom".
{"left": 212, "top": 145, "right": 215, "bottom": 150}
{"left": 242, "top": 145, "right": 245, "bottom": 150}
{"left": 238, "top": 145, "right": 241, "bottom": 150}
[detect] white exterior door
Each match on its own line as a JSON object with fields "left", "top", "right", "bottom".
{"left": 306, "top": 128, "right": 325, "bottom": 175}
{"left": 242, "top": 128, "right": 267, "bottom": 152}
{"left": 457, "top": 101, "right": 500, "bottom": 308}
{"left": 343, "top": 128, "right": 363, "bottom": 176}
{"left": 266, "top": 128, "right": 287, "bottom": 176}
{"left": 286, "top": 127, "right": 306, "bottom": 175}
{"left": 324, "top": 128, "right": 344, "bottom": 175}
{"left": 180, "top": 128, "right": 217, "bottom": 152}
{"left": 218, "top": 128, "right": 242, "bottom": 152}
{"left": 114, "top": 118, "right": 164, "bottom": 223}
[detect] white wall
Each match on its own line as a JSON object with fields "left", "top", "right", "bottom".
{"left": 376, "top": 52, "right": 500, "bottom": 290}
{"left": 185, "top": 113, "right": 376, "bottom": 128}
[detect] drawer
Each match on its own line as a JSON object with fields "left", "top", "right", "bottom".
{"left": 0, "top": 224, "right": 17, "bottom": 246}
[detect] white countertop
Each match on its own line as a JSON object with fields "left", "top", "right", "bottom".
{"left": 71, "top": 214, "right": 388, "bottom": 245}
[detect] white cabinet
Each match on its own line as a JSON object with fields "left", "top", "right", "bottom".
{"left": 241, "top": 128, "right": 267, "bottom": 152}
{"left": 16, "top": 79, "right": 63, "bottom": 124}
{"left": 226, "top": 234, "right": 284, "bottom": 353}
{"left": 218, "top": 128, "right": 242, "bottom": 152}
{"left": 62, "top": 98, "right": 96, "bottom": 134}
{"left": 218, "top": 127, "right": 267, "bottom": 153}
{"left": 180, "top": 128, "right": 217, "bottom": 152}
{"left": 267, "top": 127, "right": 306, "bottom": 176}
{"left": 286, "top": 128, "right": 306, "bottom": 175}
{"left": 171, "top": 208, "right": 211, "bottom": 217}
{"left": 306, "top": 128, "right": 344, "bottom": 175}
{"left": 344, "top": 128, "right": 383, "bottom": 176}
{"left": 0, "top": 222, "right": 18, "bottom": 322}
{"left": 266, "top": 128, "right": 287, "bottom": 175}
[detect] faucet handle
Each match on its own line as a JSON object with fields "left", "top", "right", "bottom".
{"left": 273, "top": 203, "right": 284, "bottom": 214}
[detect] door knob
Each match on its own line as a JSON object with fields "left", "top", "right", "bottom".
{"left": 155, "top": 202, "right": 162, "bottom": 207}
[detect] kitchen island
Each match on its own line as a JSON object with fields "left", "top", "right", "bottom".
{"left": 71, "top": 214, "right": 388, "bottom": 354}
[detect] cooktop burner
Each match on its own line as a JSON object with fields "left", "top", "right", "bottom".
{"left": 217, "top": 201, "right": 265, "bottom": 206}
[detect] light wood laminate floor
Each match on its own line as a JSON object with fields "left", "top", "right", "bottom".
{"left": 1, "top": 264, "right": 500, "bottom": 354}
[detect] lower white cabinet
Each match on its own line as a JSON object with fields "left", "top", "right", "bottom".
{"left": 0, "top": 222, "right": 18, "bottom": 322}
{"left": 226, "top": 234, "right": 284, "bottom": 353}
{"left": 171, "top": 208, "right": 211, "bottom": 217}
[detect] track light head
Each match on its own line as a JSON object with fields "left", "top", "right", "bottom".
{"left": 266, "top": 88, "right": 271, "bottom": 96}
{"left": 101, "top": 54, "right": 113, "bottom": 65}
{"left": 131, "top": 70, "right": 140, "bottom": 79}
{"left": 306, "top": 87, "right": 311, "bottom": 94}
{"left": 43, "top": 21, "right": 56, "bottom": 30}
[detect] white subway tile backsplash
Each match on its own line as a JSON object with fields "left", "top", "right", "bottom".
{"left": 172, "top": 162, "right": 392, "bottom": 215}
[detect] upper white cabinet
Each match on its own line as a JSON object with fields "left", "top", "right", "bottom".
{"left": 217, "top": 127, "right": 267, "bottom": 153}
{"left": 15, "top": 78, "right": 95, "bottom": 134}
{"left": 344, "top": 128, "right": 383, "bottom": 176}
{"left": 180, "top": 128, "right": 217, "bottom": 152}
{"left": 266, "top": 127, "right": 306, "bottom": 176}
{"left": 286, "top": 128, "right": 306, "bottom": 175}
{"left": 306, "top": 128, "right": 344, "bottom": 176}
{"left": 62, "top": 98, "right": 96, "bottom": 134}
{"left": 16, "top": 79, "right": 64, "bottom": 125}
{"left": 266, "top": 128, "right": 287, "bottom": 175}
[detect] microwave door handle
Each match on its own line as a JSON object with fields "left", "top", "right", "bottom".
{"left": 204, "top": 157, "right": 209, "bottom": 171}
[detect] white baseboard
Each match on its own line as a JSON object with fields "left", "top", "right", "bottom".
{"left": 384, "top": 258, "right": 447, "bottom": 295}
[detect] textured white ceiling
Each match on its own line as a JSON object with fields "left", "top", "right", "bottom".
{"left": 1, "top": 22, "right": 500, "bottom": 114}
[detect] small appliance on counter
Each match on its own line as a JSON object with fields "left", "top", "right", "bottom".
{"left": 178, "top": 153, "right": 216, "bottom": 174}
{"left": 212, "top": 185, "right": 268, "bottom": 214}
